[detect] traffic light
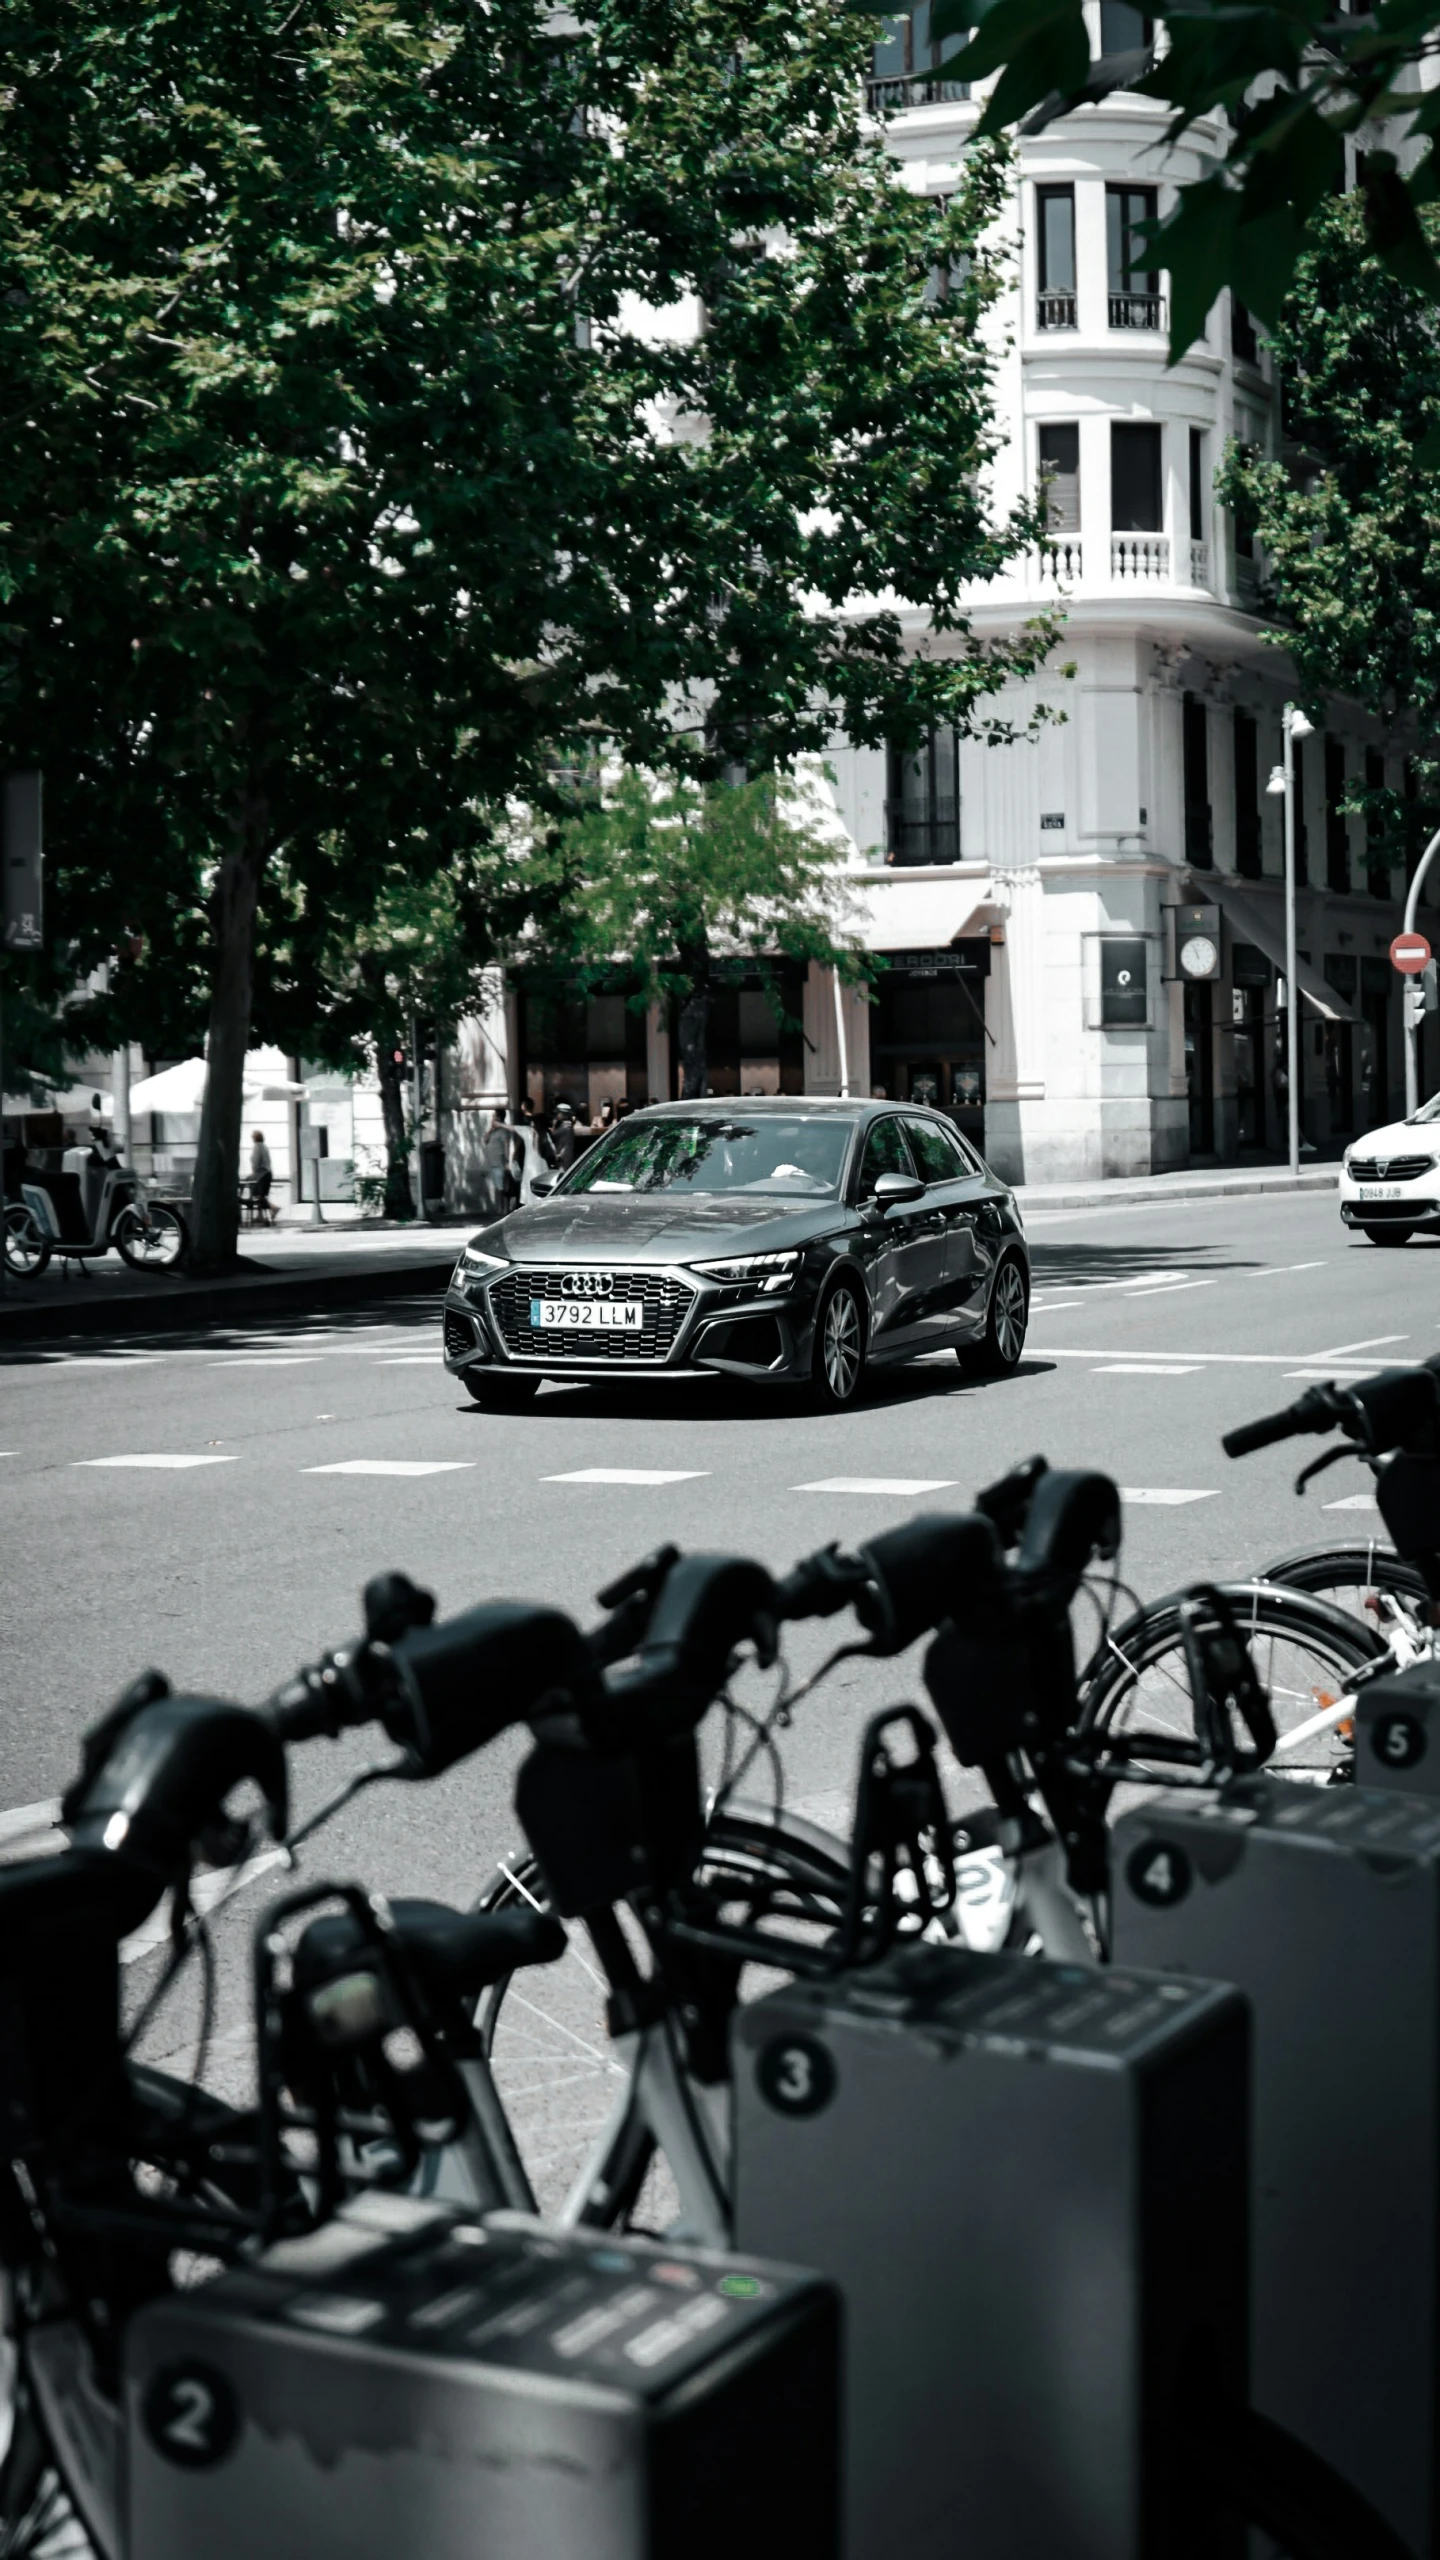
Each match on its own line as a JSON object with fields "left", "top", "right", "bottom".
{"left": 1405, "top": 964, "right": 1438, "bottom": 1029}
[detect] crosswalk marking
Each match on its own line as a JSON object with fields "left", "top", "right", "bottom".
{"left": 1323, "top": 1493, "right": 1380, "bottom": 1512}
{"left": 793, "top": 1476, "right": 957, "bottom": 1496}
{"left": 1248, "top": 1261, "right": 1326, "bottom": 1278}
{"left": 1309, "top": 1334, "right": 1408, "bottom": 1358}
{"left": 305, "top": 1459, "right": 475, "bottom": 1477}
{"left": 1094, "top": 1363, "right": 1200, "bottom": 1376}
{"left": 74, "top": 1453, "right": 239, "bottom": 1470}
{"left": 1120, "top": 1487, "right": 1217, "bottom": 1506}
{"left": 207, "top": 1356, "right": 319, "bottom": 1367}
{"left": 543, "top": 1468, "right": 709, "bottom": 1486}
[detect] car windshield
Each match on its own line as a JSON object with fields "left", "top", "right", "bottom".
{"left": 564, "top": 1116, "right": 851, "bottom": 1198}
{"left": 1413, "top": 1095, "right": 1440, "bottom": 1123}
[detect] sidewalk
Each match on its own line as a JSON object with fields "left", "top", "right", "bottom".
{"left": 1014, "top": 1162, "right": 1341, "bottom": 1214}
{"left": 0, "top": 1220, "right": 465, "bottom": 1345}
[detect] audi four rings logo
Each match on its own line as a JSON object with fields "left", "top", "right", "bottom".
{"left": 560, "top": 1272, "right": 614, "bottom": 1297}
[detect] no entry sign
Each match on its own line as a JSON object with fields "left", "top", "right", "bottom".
{"left": 1391, "top": 932, "right": 1432, "bottom": 975}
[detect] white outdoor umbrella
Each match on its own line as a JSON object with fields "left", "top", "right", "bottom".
{"left": 128, "top": 1059, "right": 306, "bottom": 1113}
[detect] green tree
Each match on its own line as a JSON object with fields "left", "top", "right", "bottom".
{"left": 1221, "top": 195, "right": 1440, "bottom": 850}
{"left": 904, "top": 0, "right": 1440, "bottom": 352}
{"left": 543, "top": 767, "right": 870, "bottom": 1099}
{"left": 2, "top": 0, "right": 1051, "bottom": 1270}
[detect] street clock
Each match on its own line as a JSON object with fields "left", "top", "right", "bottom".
{"left": 1179, "top": 932, "right": 1220, "bottom": 979}
{"left": 1168, "top": 902, "right": 1222, "bottom": 983}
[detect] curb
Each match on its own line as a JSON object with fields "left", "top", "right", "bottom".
{"left": 1015, "top": 1170, "right": 1340, "bottom": 1214}
{"left": 0, "top": 1254, "right": 456, "bottom": 1346}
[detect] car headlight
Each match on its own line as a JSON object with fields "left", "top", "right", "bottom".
{"left": 461, "top": 1244, "right": 509, "bottom": 1271}
{"left": 691, "top": 1249, "right": 801, "bottom": 1292}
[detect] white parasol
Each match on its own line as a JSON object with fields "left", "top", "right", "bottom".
{"left": 128, "top": 1059, "right": 307, "bottom": 1114}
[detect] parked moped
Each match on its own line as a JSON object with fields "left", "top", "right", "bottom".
{"left": 3, "top": 1133, "right": 188, "bottom": 1277}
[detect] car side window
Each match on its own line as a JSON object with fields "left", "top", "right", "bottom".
{"left": 904, "top": 1116, "right": 966, "bottom": 1184}
{"left": 951, "top": 1132, "right": 987, "bottom": 1177}
{"left": 858, "top": 1118, "right": 916, "bottom": 1193}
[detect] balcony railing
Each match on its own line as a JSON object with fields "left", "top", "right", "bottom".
{"left": 1111, "top": 532, "right": 1170, "bottom": 581}
{"left": 865, "top": 74, "right": 969, "bottom": 112}
{"left": 1039, "top": 534, "right": 1083, "bottom": 583}
{"left": 1036, "top": 291, "right": 1077, "bottom": 331}
{"left": 1189, "top": 538, "right": 1210, "bottom": 589}
{"left": 1109, "top": 290, "right": 1166, "bottom": 331}
{"left": 884, "top": 807, "right": 961, "bottom": 867}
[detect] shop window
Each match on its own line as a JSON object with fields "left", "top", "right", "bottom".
{"left": 1324, "top": 955, "right": 1357, "bottom": 1136}
{"left": 1292, "top": 733, "right": 1308, "bottom": 888}
{"left": 701, "top": 971, "right": 805, "bottom": 1098}
{"left": 885, "top": 728, "right": 960, "bottom": 866}
{"left": 1111, "top": 422, "right": 1162, "bottom": 532}
{"left": 1366, "top": 746, "right": 1389, "bottom": 899}
{"left": 1234, "top": 709, "right": 1261, "bottom": 876}
{"left": 1039, "top": 423, "right": 1080, "bottom": 530}
{"left": 1232, "top": 945, "right": 1271, "bottom": 1147}
{"left": 1324, "top": 738, "right": 1349, "bottom": 893}
{"left": 1183, "top": 696, "right": 1212, "bottom": 868}
{"left": 1036, "top": 187, "right": 1076, "bottom": 329}
{"left": 1185, "top": 982, "right": 1214, "bottom": 1153}
{"left": 870, "top": 953, "right": 989, "bottom": 1143}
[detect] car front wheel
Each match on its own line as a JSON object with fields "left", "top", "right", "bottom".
{"left": 960, "top": 1254, "right": 1029, "bottom": 1377}
{"left": 811, "top": 1278, "right": 866, "bottom": 1410}
{"left": 1361, "top": 1225, "right": 1414, "bottom": 1247}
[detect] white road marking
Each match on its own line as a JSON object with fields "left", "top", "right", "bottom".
{"left": 0, "top": 1452, "right": 15, "bottom": 1459}
{"left": 1323, "top": 1493, "right": 1381, "bottom": 1512}
{"left": 207, "top": 1356, "right": 320, "bottom": 1368}
{"left": 305, "top": 1459, "right": 476, "bottom": 1477}
{"left": 1308, "top": 1334, "right": 1409, "bottom": 1358}
{"left": 1123, "top": 1280, "right": 1217, "bottom": 1297}
{"left": 1032, "top": 1347, "right": 1383, "bottom": 1369}
{"left": 1248, "top": 1261, "right": 1327, "bottom": 1278}
{"left": 74, "top": 1453, "right": 240, "bottom": 1469}
{"left": 1094, "top": 1363, "right": 1201, "bottom": 1376}
{"left": 378, "top": 1355, "right": 444, "bottom": 1366}
{"left": 1032, "top": 1296, "right": 1081, "bottom": 1309}
{"left": 543, "top": 1468, "right": 710, "bottom": 1486}
{"left": 120, "top": 1847, "right": 289, "bottom": 1965}
{"left": 40, "top": 1355, "right": 165, "bottom": 1369}
{"left": 793, "top": 1476, "right": 958, "bottom": 1495}
{"left": 1120, "top": 1487, "right": 1218, "bottom": 1506}
{"left": 0, "top": 1799, "right": 60, "bottom": 1845}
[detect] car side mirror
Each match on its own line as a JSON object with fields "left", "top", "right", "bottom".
{"left": 529, "top": 1173, "right": 557, "bottom": 1198}
{"left": 869, "top": 1170, "right": 925, "bottom": 1209}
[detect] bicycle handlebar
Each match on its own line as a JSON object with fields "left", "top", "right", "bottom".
{"left": 1221, "top": 1385, "right": 1348, "bottom": 1459}
{"left": 1223, "top": 1365, "right": 1440, "bottom": 1462}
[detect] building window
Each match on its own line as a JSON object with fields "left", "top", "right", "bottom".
{"left": 1100, "top": 0, "right": 1154, "bottom": 52}
{"left": 868, "top": 4, "right": 969, "bottom": 112}
{"left": 1234, "top": 709, "right": 1261, "bottom": 877}
{"left": 1107, "top": 184, "right": 1163, "bottom": 329}
{"left": 1036, "top": 185, "right": 1076, "bottom": 330}
{"left": 1325, "top": 737, "right": 1349, "bottom": 893}
{"left": 1111, "top": 422, "right": 1162, "bottom": 531}
{"left": 1039, "top": 423, "right": 1081, "bottom": 531}
{"left": 1366, "top": 746, "right": 1389, "bottom": 899}
{"left": 885, "top": 728, "right": 960, "bottom": 867}
{"left": 1188, "top": 429, "right": 1206, "bottom": 540}
{"left": 1231, "top": 296, "right": 1259, "bottom": 365}
{"left": 1184, "top": 696, "right": 1212, "bottom": 868}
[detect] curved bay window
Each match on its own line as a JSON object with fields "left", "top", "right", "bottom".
{"left": 868, "top": 2, "right": 969, "bottom": 111}
{"left": 886, "top": 728, "right": 961, "bottom": 867}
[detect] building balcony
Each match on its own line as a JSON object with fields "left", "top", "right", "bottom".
{"left": 1038, "top": 534, "right": 1083, "bottom": 583}
{"left": 1189, "top": 538, "right": 1211, "bottom": 589}
{"left": 1036, "top": 291, "right": 1077, "bottom": 332}
{"left": 1108, "top": 291, "right": 1166, "bottom": 332}
{"left": 865, "top": 74, "right": 969, "bottom": 112}
{"left": 883, "top": 806, "right": 962, "bottom": 867}
{"left": 1111, "top": 532, "right": 1170, "bottom": 581}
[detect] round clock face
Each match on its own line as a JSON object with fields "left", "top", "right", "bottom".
{"left": 1179, "top": 934, "right": 1218, "bottom": 979}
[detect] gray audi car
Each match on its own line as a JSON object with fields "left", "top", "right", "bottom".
{"left": 442, "top": 1097, "right": 1029, "bottom": 1410}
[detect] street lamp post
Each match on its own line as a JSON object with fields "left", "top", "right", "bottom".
{"left": 1402, "top": 824, "right": 1440, "bottom": 1119}
{"left": 1266, "top": 704, "right": 1314, "bottom": 1178}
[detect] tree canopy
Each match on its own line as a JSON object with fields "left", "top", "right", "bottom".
{"left": 2, "top": 0, "right": 1051, "bottom": 1265}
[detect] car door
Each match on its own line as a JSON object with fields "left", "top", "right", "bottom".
{"left": 904, "top": 1113, "right": 990, "bottom": 1341}
{"left": 852, "top": 1116, "right": 940, "bottom": 1355}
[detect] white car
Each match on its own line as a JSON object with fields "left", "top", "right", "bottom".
{"left": 1339, "top": 1102, "right": 1440, "bottom": 1245}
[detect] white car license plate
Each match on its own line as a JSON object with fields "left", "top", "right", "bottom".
{"left": 1357, "top": 1185, "right": 1404, "bottom": 1200}
{"left": 532, "top": 1299, "right": 644, "bottom": 1331}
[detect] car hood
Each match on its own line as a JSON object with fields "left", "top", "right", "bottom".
{"left": 465, "top": 1193, "right": 844, "bottom": 1266}
{"left": 1347, "top": 1118, "right": 1440, "bottom": 1157}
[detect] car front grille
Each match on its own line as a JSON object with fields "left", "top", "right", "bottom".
{"left": 1353, "top": 1199, "right": 1436, "bottom": 1221}
{"left": 489, "top": 1268, "right": 696, "bottom": 1363}
{"left": 1348, "top": 1155, "right": 1434, "bottom": 1183}
{"left": 444, "top": 1310, "right": 478, "bottom": 1360}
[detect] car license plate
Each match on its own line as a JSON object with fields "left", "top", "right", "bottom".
{"left": 1357, "top": 1185, "right": 1404, "bottom": 1200}
{"left": 531, "top": 1299, "right": 644, "bottom": 1331}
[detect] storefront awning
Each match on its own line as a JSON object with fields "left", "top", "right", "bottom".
{"left": 854, "top": 877, "right": 1001, "bottom": 954}
{"left": 1203, "top": 876, "right": 1359, "bottom": 1024}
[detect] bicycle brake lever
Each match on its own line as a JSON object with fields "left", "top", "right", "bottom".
{"left": 1294, "top": 1444, "right": 1357, "bottom": 1498}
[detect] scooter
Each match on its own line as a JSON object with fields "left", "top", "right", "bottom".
{"left": 3, "top": 1134, "right": 188, "bottom": 1277}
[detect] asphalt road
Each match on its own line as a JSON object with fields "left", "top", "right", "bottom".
{"left": 0, "top": 1187, "right": 1425, "bottom": 2153}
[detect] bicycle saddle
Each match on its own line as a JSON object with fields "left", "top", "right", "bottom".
{"left": 293, "top": 1897, "right": 565, "bottom": 2011}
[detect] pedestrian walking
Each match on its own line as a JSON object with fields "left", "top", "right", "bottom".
{"left": 550, "top": 1102, "right": 577, "bottom": 1171}
{"left": 249, "top": 1130, "right": 275, "bottom": 1223}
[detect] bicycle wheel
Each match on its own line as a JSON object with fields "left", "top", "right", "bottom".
{"left": 474, "top": 1803, "right": 852, "bottom": 2225}
{"left": 1079, "top": 1582, "right": 1384, "bottom": 1780}
{"left": 1189, "top": 2399, "right": 1413, "bottom": 2560}
{"left": 1262, "top": 1543, "right": 1430, "bottom": 1635}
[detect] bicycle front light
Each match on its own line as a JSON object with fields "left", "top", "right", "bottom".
{"left": 691, "top": 1249, "right": 801, "bottom": 1292}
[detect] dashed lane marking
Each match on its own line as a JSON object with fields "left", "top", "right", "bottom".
{"left": 1248, "top": 1261, "right": 1327, "bottom": 1278}
{"left": 1120, "top": 1488, "right": 1218, "bottom": 1506}
{"left": 206, "top": 1357, "right": 320, "bottom": 1368}
{"left": 1094, "top": 1364, "right": 1201, "bottom": 1376}
{"left": 74, "top": 1453, "right": 240, "bottom": 1469}
{"left": 792, "top": 1476, "right": 958, "bottom": 1496}
{"left": 39, "top": 1355, "right": 165, "bottom": 1368}
{"left": 543, "top": 1468, "right": 710, "bottom": 1486}
{"left": 1308, "top": 1334, "right": 1409, "bottom": 1358}
{"left": 379, "top": 1355, "right": 444, "bottom": 1366}
{"left": 1323, "top": 1493, "right": 1381, "bottom": 1512}
{"left": 1031, "top": 1348, "right": 1384, "bottom": 1369}
{"left": 305, "top": 1459, "right": 475, "bottom": 1477}
{"left": 1122, "top": 1280, "right": 1218, "bottom": 1297}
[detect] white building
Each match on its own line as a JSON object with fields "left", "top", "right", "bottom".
{"left": 442, "top": 7, "right": 1437, "bottom": 1199}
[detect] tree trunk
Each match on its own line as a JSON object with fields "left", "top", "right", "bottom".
{"left": 189, "top": 821, "right": 265, "bottom": 1275}
{"left": 676, "top": 930, "right": 711, "bottom": 1098}
{"left": 376, "top": 1038, "right": 416, "bottom": 1219}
